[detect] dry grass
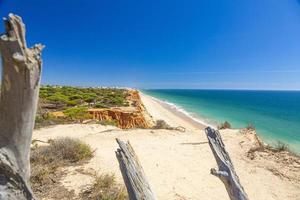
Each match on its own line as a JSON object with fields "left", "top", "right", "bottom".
{"left": 152, "top": 120, "right": 185, "bottom": 132}
{"left": 80, "top": 173, "right": 128, "bottom": 200}
{"left": 247, "top": 140, "right": 298, "bottom": 161}
{"left": 218, "top": 121, "right": 231, "bottom": 129}
{"left": 30, "top": 137, "right": 93, "bottom": 198}
{"left": 245, "top": 123, "right": 255, "bottom": 130}
{"left": 31, "top": 137, "right": 93, "bottom": 165}
{"left": 30, "top": 138, "right": 128, "bottom": 199}
{"left": 98, "top": 119, "right": 118, "bottom": 127}
{"left": 272, "top": 141, "right": 290, "bottom": 152}
{"left": 153, "top": 119, "right": 171, "bottom": 129}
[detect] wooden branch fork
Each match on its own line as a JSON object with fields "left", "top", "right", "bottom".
{"left": 205, "top": 127, "right": 249, "bottom": 200}
{"left": 116, "top": 139, "right": 156, "bottom": 200}
{"left": 0, "top": 14, "right": 44, "bottom": 199}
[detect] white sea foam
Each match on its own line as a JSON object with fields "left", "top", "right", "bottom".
{"left": 141, "top": 91, "right": 300, "bottom": 154}
{"left": 142, "top": 93, "right": 217, "bottom": 129}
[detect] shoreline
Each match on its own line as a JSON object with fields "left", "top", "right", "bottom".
{"left": 140, "top": 92, "right": 215, "bottom": 130}
{"left": 33, "top": 90, "right": 300, "bottom": 200}
{"left": 140, "top": 91, "right": 300, "bottom": 155}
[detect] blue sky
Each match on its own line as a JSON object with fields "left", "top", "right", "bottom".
{"left": 1, "top": 0, "right": 300, "bottom": 89}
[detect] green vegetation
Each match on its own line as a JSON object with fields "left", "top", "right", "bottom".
{"left": 40, "top": 85, "right": 129, "bottom": 109}
{"left": 98, "top": 119, "right": 118, "bottom": 126}
{"left": 36, "top": 85, "right": 130, "bottom": 128}
{"left": 63, "top": 106, "right": 91, "bottom": 120}
{"left": 34, "top": 112, "right": 71, "bottom": 129}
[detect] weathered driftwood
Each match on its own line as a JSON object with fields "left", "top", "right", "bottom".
{"left": 205, "top": 127, "right": 249, "bottom": 200}
{"left": 115, "top": 138, "right": 156, "bottom": 200}
{"left": 0, "top": 14, "right": 44, "bottom": 199}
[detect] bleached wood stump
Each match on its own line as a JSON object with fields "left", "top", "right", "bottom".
{"left": 0, "top": 14, "right": 44, "bottom": 200}
{"left": 116, "top": 139, "right": 156, "bottom": 200}
{"left": 205, "top": 127, "right": 249, "bottom": 200}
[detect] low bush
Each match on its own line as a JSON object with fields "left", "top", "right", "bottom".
{"left": 63, "top": 106, "right": 92, "bottom": 121}
{"left": 31, "top": 138, "right": 93, "bottom": 185}
{"left": 39, "top": 86, "right": 129, "bottom": 109}
{"left": 30, "top": 164, "right": 57, "bottom": 185}
{"left": 98, "top": 119, "right": 118, "bottom": 126}
{"left": 80, "top": 173, "right": 127, "bottom": 200}
{"left": 31, "top": 137, "right": 93, "bottom": 164}
{"left": 273, "top": 141, "right": 289, "bottom": 152}
{"left": 153, "top": 120, "right": 171, "bottom": 129}
{"left": 218, "top": 121, "right": 231, "bottom": 129}
{"left": 94, "top": 102, "right": 107, "bottom": 108}
{"left": 30, "top": 138, "right": 94, "bottom": 198}
{"left": 246, "top": 123, "right": 255, "bottom": 130}
{"left": 34, "top": 112, "right": 70, "bottom": 129}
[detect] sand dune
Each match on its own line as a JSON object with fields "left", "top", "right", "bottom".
{"left": 33, "top": 93, "right": 300, "bottom": 200}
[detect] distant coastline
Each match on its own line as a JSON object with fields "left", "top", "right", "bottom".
{"left": 142, "top": 89, "right": 300, "bottom": 154}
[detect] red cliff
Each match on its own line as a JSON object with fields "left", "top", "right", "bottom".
{"left": 88, "top": 90, "right": 154, "bottom": 129}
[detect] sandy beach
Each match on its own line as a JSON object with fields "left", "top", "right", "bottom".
{"left": 33, "top": 93, "right": 300, "bottom": 200}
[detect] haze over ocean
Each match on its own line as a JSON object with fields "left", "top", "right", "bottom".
{"left": 144, "top": 89, "right": 300, "bottom": 153}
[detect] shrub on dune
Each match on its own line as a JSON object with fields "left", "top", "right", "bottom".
{"left": 80, "top": 173, "right": 127, "bottom": 200}
{"left": 153, "top": 119, "right": 171, "bottom": 129}
{"left": 273, "top": 141, "right": 289, "bottom": 152}
{"left": 30, "top": 138, "right": 93, "bottom": 185}
{"left": 218, "top": 121, "right": 231, "bottom": 129}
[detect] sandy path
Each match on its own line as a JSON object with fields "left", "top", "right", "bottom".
{"left": 33, "top": 94, "right": 300, "bottom": 200}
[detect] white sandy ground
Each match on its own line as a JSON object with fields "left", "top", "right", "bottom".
{"left": 33, "top": 94, "right": 300, "bottom": 200}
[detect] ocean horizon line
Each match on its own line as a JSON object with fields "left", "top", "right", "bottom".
{"left": 141, "top": 88, "right": 300, "bottom": 92}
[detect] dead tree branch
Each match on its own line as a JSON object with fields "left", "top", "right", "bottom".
{"left": 115, "top": 138, "right": 156, "bottom": 200}
{"left": 205, "top": 127, "right": 249, "bottom": 200}
{"left": 0, "top": 13, "right": 44, "bottom": 200}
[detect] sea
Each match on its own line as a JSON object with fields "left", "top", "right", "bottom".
{"left": 142, "top": 89, "right": 300, "bottom": 154}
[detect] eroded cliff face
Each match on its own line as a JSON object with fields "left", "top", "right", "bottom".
{"left": 88, "top": 90, "right": 155, "bottom": 129}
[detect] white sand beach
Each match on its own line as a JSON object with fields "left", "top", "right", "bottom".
{"left": 33, "top": 93, "right": 300, "bottom": 200}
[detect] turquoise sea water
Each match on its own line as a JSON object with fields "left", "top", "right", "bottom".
{"left": 143, "top": 89, "right": 300, "bottom": 154}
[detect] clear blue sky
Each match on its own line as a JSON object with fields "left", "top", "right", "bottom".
{"left": 1, "top": 0, "right": 300, "bottom": 89}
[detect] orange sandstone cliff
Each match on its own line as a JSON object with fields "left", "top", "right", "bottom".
{"left": 88, "top": 90, "right": 155, "bottom": 129}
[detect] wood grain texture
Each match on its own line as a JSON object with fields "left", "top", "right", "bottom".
{"left": 116, "top": 138, "right": 156, "bottom": 200}
{"left": 205, "top": 127, "right": 249, "bottom": 200}
{"left": 0, "top": 13, "right": 44, "bottom": 200}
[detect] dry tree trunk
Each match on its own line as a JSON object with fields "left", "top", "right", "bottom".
{"left": 205, "top": 127, "right": 249, "bottom": 200}
{"left": 116, "top": 139, "right": 156, "bottom": 200}
{"left": 0, "top": 14, "right": 44, "bottom": 200}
